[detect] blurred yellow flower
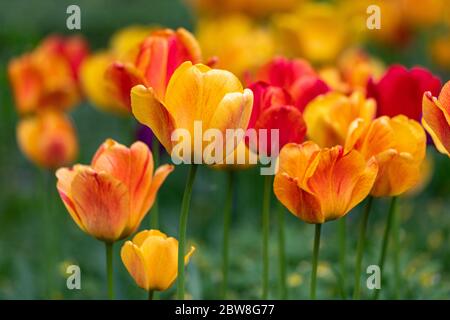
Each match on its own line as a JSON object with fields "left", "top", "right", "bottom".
{"left": 272, "top": 2, "right": 348, "bottom": 64}
{"left": 121, "top": 229, "right": 195, "bottom": 292}
{"left": 188, "top": 0, "right": 297, "bottom": 17}
{"left": 196, "top": 14, "right": 275, "bottom": 78}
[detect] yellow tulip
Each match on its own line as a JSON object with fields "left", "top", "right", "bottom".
{"left": 345, "top": 115, "right": 426, "bottom": 197}
{"left": 131, "top": 61, "right": 253, "bottom": 164}
{"left": 17, "top": 110, "right": 78, "bottom": 169}
{"left": 121, "top": 229, "right": 195, "bottom": 292}
{"left": 303, "top": 91, "right": 376, "bottom": 148}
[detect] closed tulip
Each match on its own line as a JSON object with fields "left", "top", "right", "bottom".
{"left": 121, "top": 229, "right": 195, "bottom": 292}
{"left": 56, "top": 139, "right": 173, "bottom": 242}
{"left": 8, "top": 35, "right": 89, "bottom": 114}
{"left": 17, "top": 110, "right": 78, "bottom": 169}
{"left": 422, "top": 80, "right": 450, "bottom": 156}
{"left": 345, "top": 115, "right": 426, "bottom": 197}
{"left": 303, "top": 91, "right": 376, "bottom": 148}
{"left": 107, "top": 28, "right": 202, "bottom": 109}
{"left": 131, "top": 61, "right": 253, "bottom": 164}
{"left": 367, "top": 65, "right": 441, "bottom": 121}
{"left": 274, "top": 141, "right": 378, "bottom": 224}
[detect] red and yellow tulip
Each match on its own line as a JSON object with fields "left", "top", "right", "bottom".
{"left": 274, "top": 141, "right": 378, "bottom": 224}
{"left": 345, "top": 115, "right": 426, "bottom": 197}
{"left": 422, "top": 81, "right": 450, "bottom": 156}
{"left": 8, "top": 35, "right": 89, "bottom": 114}
{"left": 121, "top": 229, "right": 195, "bottom": 292}
{"left": 56, "top": 139, "right": 173, "bottom": 242}
{"left": 17, "top": 110, "right": 78, "bottom": 169}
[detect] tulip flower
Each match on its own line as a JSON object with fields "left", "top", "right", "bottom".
{"left": 304, "top": 91, "right": 376, "bottom": 148}
{"left": 17, "top": 110, "right": 78, "bottom": 169}
{"left": 422, "top": 81, "right": 450, "bottom": 156}
{"left": 196, "top": 14, "right": 275, "bottom": 78}
{"left": 274, "top": 141, "right": 378, "bottom": 299}
{"left": 56, "top": 139, "right": 173, "bottom": 299}
{"left": 8, "top": 35, "right": 88, "bottom": 114}
{"left": 345, "top": 115, "right": 426, "bottom": 197}
{"left": 272, "top": 2, "right": 349, "bottom": 63}
{"left": 131, "top": 61, "right": 252, "bottom": 299}
{"left": 253, "top": 56, "right": 329, "bottom": 112}
{"left": 367, "top": 65, "right": 441, "bottom": 121}
{"left": 344, "top": 114, "right": 426, "bottom": 299}
{"left": 121, "top": 229, "right": 195, "bottom": 298}
{"left": 107, "top": 28, "right": 202, "bottom": 110}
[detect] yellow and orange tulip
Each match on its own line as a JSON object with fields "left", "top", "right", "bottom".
{"left": 422, "top": 81, "right": 450, "bottom": 156}
{"left": 17, "top": 110, "right": 78, "bottom": 169}
{"left": 121, "top": 229, "right": 195, "bottom": 292}
{"left": 303, "top": 91, "right": 376, "bottom": 148}
{"left": 274, "top": 141, "right": 378, "bottom": 224}
{"left": 345, "top": 115, "right": 426, "bottom": 197}
{"left": 56, "top": 139, "right": 174, "bottom": 243}
{"left": 131, "top": 61, "right": 253, "bottom": 163}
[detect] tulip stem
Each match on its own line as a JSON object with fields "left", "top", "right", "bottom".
{"left": 353, "top": 196, "right": 374, "bottom": 299}
{"left": 310, "top": 223, "right": 322, "bottom": 300}
{"left": 373, "top": 196, "right": 397, "bottom": 300}
{"left": 338, "top": 217, "right": 347, "bottom": 298}
{"left": 262, "top": 174, "right": 272, "bottom": 299}
{"left": 393, "top": 202, "right": 401, "bottom": 299}
{"left": 148, "top": 290, "right": 154, "bottom": 300}
{"left": 150, "top": 138, "right": 160, "bottom": 229}
{"left": 277, "top": 203, "right": 287, "bottom": 299}
{"left": 177, "top": 164, "right": 198, "bottom": 300}
{"left": 105, "top": 242, "right": 114, "bottom": 300}
{"left": 221, "top": 170, "right": 235, "bottom": 299}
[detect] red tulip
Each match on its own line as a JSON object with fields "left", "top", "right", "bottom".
{"left": 252, "top": 56, "right": 329, "bottom": 111}
{"left": 246, "top": 81, "right": 306, "bottom": 156}
{"left": 367, "top": 65, "right": 441, "bottom": 121}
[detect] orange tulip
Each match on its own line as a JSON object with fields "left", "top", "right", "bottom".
{"left": 56, "top": 139, "right": 174, "bottom": 242}
{"left": 303, "top": 91, "right": 376, "bottom": 148}
{"left": 274, "top": 141, "right": 378, "bottom": 224}
{"left": 345, "top": 115, "right": 426, "bottom": 197}
{"left": 17, "top": 110, "right": 78, "bottom": 169}
{"left": 8, "top": 35, "right": 88, "bottom": 114}
{"left": 107, "top": 28, "right": 202, "bottom": 109}
{"left": 422, "top": 81, "right": 450, "bottom": 156}
{"left": 121, "top": 229, "right": 195, "bottom": 292}
{"left": 131, "top": 61, "right": 253, "bottom": 164}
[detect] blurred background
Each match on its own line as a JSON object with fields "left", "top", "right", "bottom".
{"left": 1, "top": 0, "right": 450, "bottom": 299}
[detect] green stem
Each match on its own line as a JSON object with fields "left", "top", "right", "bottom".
{"left": 373, "top": 196, "right": 397, "bottom": 300}
{"left": 221, "top": 170, "right": 235, "bottom": 299}
{"left": 150, "top": 138, "right": 160, "bottom": 229}
{"left": 353, "top": 196, "right": 374, "bottom": 299}
{"left": 393, "top": 201, "right": 401, "bottom": 299}
{"left": 310, "top": 223, "right": 322, "bottom": 300}
{"left": 262, "top": 175, "right": 272, "bottom": 299}
{"left": 105, "top": 242, "right": 114, "bottom": 300}
{"left": 338, "top": 218, "right": 346, "bottom": 298}
{"left": 277, "top": 204, "right": 287, "bottom": 299}
{"left": 176, "top": 164, "right": 198, "bottom": 300}
{"left": 148, "top": 290, "right": 154, "bottom": 300}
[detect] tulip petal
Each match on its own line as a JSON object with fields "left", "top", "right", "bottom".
{"left": 132, "top": 229, "right": 167, "bottom": 247}
{"left": 106, "top": 62, "right": 144, "bottom": 109}
{"left": 131, "top": 85, "right": 176, "bottom": 152}
{"left": 422, "top": 92, "right": 450, "bottom": 156}
{"left": 121, "top": 241, "right": 149, "bottom": 290}
{"left": 71, "top": 169, "right": 130, "bottom": 242}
